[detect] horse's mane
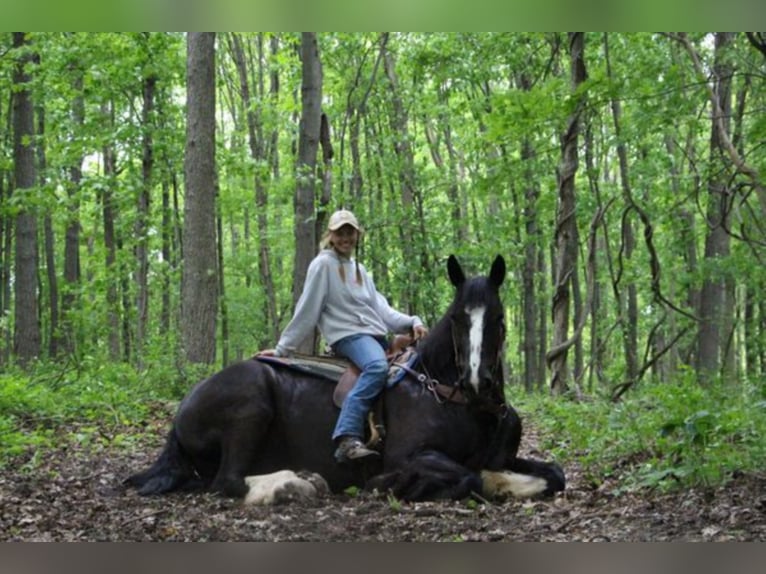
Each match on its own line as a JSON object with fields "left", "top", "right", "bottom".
{"left": 417, "top": 312, "right": 455, "bottom": 381}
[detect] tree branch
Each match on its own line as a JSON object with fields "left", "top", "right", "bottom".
{"left": 672, "top": 33, "right": 766, "bottom": 222}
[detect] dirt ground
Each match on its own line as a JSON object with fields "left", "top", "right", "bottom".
{"left": 2, "top": 413, "right": 765, "bottom": 542}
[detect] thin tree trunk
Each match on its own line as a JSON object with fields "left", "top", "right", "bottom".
{"left": 548, "top": 32, "right": 587, "bottom": 395}
{"left": 291, "top": 32, "right": 323, "bottom": 354}
{"left": 583, "top": 116, "right": 604, "bottom": 391}
{"left": 269, "top": 35, "right": 281, "bottom": 182}
{"left": 381, "top": 32, "right": 426, "bottom": 314}
{"left": 317, "top": 112, "right": 333, "bottom": 236}
{"left": 228, "top": 33, "right": 279, "bottom": 348}
{"left": 759, "top": 299, "right": 766, "bottom": 378}
{"left": 181, "top": 32, "right": 218, "bottom": 365}
{"left": 12, "top": 32, "right": 41, "bottom": 366}
{"left": 160, "top": 177, "right": 171, "bottom": 336}
{"left": 136, "top": 69, "right": 156, "bottom": 367}
{"left": 268, "top": 35, "right": 285, "bottom": 326}
{"left": 36, "top": 103, "right": 60, "bottom": 359}
{"left": 536, "top": 243, "right": 548, "bottom": 392}
{"left": 437, "top": 84, "right": 465, "bottom": 244}
{"left": 663, "top": 134, "right": 688, "bottom": 374}
{"left": 697, "top": 32, "right": 735, "bottom": 384}
{"left": 101, "top": 101, "right": 121, "bottom": 361}
{"left": 217, "top": 191, "right": 228, "bottom": 366}
{"left": 0, "top": 94, "right": 11, "bottom": 364}
{"left": 521, "top": 133, "right": 540, "bottom": 392}
{"left": 363, "top": 113, "right": 392, "bottom": 300}
{"left": 604, "top": 34, "right": 639, "bottom": 386}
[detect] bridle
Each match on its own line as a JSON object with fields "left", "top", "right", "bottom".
{"left": 393, "top": 318, "right": 508, "bottom": 417}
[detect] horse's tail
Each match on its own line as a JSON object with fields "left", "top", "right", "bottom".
{"left": 124, "top": 429, "right": 198, "bottom": 495}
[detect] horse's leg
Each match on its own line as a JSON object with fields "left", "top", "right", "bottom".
{"left": 481, "top": 458, "right": 566, "bottom": 498}
{"left": 366, "top": 450, "right": 482, "bottom": 501}
{"left": 209, "top": 417, "right": 270, "bottom": 498}
{"left": 480, "top": 406, "right": 566, "bottom": 499}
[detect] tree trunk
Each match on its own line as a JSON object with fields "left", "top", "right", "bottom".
{"left": 133, "top": 70, "right": 155, "bottom": 367}
{"left": 697, "top": 32, "right": 735, "bottom": 385}
{"left": 663, "top": 133, "right": 689, "bottom": 373}
{"left": 228, "top": 33, "right": 279, "bottom": 348}
{"left": 381, "top": 32, "right": 427, "bottom": 314}
{"left": 181, "top": 32, "right": 218, "bottom": 365}
{"left": 217, "top": 193, "right": 228, "bottom": 366}
{"left": 536, "top": 244, "right": 549, "bottom": 391}
{"left": 12, "top": 32, "right": 41, "bottom": 367}
{"left": 433, "top": 83, "right": 465, "bottom": 244}
{"left": 160, "top": 177, "right": 172, "bottom": 336}
{"left": 0, "top": 161, "right": 10, "bottom": 365}
{"left": 521, "top": 131, "right": 540, "bottom": 392}
{"left": 269, "top": 35, "right": 281, "bottom": 182}
{"left": 36, "top": 103, "right": 60, "bottom": 359}
{"left": 101, "top": 101, "right": 121, "bottom": 361}
{"left": 583, "top": 117, "right": 604, "bottom": 391}
{"left": 363, "top": 113, "right": 391, "bottom": 296}
{"left": 548, "top": 32, "right": 587, "bottom": 395}
{"left": 604, "top": 33, "right": 639, "bottom": 386}
{"left": 291, "top": 32, "right": 323, "bottom": 354}
{"left": 759, "top": 299, "right": 766, "bottom": 378}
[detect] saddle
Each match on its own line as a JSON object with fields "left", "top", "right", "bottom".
{"left": 332, "top": 334, "right": 414, "bottom": 407}
{"left": 254, "top": 334, "right": 417, "bottom": 450}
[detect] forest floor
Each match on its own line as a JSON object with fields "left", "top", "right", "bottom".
{"left": 2, "top": 404, "right": 765, "bottom": 542}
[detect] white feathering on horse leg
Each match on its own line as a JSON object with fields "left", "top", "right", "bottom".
{"left": 244, "top": 470, "right": 327, "bottom": 505}
{"left": 480, "top": 470, "right": 548, "bottom": 499}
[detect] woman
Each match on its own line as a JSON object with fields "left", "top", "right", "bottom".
{"left": 259, "top": 209, "right": 428, "bottom": 463}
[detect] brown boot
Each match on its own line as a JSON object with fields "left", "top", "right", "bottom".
{"left": 334, "top": 436, "right": 379, "bottom": 463}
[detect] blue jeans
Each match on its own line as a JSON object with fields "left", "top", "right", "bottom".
{"left": 331, "top": 334, "right": 388, "bottom": 442}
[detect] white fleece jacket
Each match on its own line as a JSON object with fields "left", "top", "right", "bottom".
{"left": 275, "top": 249, "right": 423, "bottom": 356}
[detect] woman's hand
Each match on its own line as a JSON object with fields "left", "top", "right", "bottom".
{"left": 257, "top": 349, "right": 278, "bottom": 357}
{"left": 413, "top": 325, "right": 429, "bottom": 341}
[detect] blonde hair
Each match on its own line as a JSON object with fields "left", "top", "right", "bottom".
{"left": 321, "top": 230, "right": 363, "bottom": 285}
{"left": 319, "top": 230, "right": 333, "bottom": 250}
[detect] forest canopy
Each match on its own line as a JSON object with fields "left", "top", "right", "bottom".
{"left": 1, "top": 32, "right": 765, "bottom": 395}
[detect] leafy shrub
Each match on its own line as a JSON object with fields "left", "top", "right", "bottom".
{"left": 0, "top": 357, "right": 192, "bottom": 467}
{"left": 509, "top": 374, "right": 766, "bottom": 493}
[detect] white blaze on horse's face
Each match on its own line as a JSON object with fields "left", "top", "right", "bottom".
{"left": 467, "top": 305, "right": 486, "bottom": 392}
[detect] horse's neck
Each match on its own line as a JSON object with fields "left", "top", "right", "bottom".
{"left": 417, "top": 322, "right": 457, "bottom": 384}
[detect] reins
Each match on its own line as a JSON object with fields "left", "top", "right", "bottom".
{"left": 393, "top": 358, "right": 469, "bottom": 405}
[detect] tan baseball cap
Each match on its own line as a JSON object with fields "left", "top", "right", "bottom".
{"left": 327, "top": 209, "right": 361, "bottom": 231}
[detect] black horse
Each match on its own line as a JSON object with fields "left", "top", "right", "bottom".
{"left": 126, "top": 255, "right": 565, "bottom": 502}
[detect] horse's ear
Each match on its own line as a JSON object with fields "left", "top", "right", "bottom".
{"left": 447, "top": 255, "right": 465, "bottom": 287}
{"left": 489, "top": 255, "right": 506, "bottom": 287}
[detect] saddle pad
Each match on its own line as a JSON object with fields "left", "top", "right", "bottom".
{"left": 255, "top": 351, "right": 419, "bottom": 386}
{"left": 254, "top": 354, "right": 350, "bottom": 382}
{"left": 388, "top": 348, "right": 419, "bottom": 386}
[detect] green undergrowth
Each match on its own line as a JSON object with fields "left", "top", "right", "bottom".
{"left": 509, "top": 374, "right": 766, "bottom": 494}
{"left": 0, "top": 356, "right": 202, "bottom": 468}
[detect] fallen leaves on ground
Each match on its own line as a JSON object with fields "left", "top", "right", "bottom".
{"left": 2, "top": 419, "right": 764, "bottom": 541}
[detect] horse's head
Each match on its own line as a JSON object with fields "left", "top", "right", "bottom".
{"left": 445, "top": 254, "right": 507, "bottom": 402}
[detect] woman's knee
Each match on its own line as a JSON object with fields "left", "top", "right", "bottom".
{"left": 362, "top": 358, "right": 388, "bottom": 377}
